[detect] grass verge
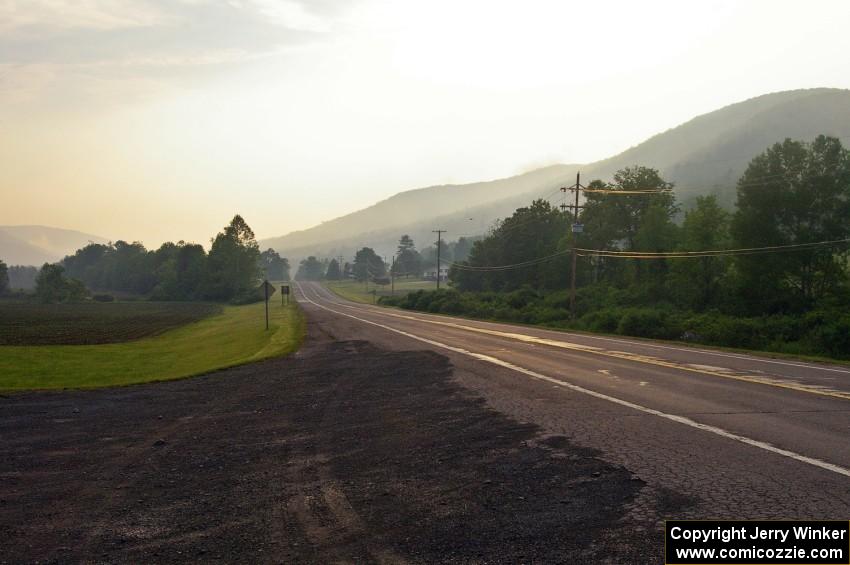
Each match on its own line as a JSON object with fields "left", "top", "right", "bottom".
{"left": 0, "top": 299, "right": 305, "bottom": 391}
{"left": 324, "top": 278, "right": 438, "bottom": 304}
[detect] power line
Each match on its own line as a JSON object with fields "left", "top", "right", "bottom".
{"left": 577, "top": 238, "right": 850, "bottom": 259}
{"left": 582, "top": 188, "right": 673, "bottom": 194}
{"left": 441, "top": 238, "right": 850, "bottom": 271}
{"left": 440, "top": 249, "right": 572, "bottom": 272}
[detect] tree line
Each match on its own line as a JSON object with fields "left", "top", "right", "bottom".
{"left": 386, "top": 136, "right": 850, "bottom": 358}
{"left": 292, "top": 235, "right": 477, "bottom": 283}
{"left": 0, "top": 215, "right": 292, "bottom": 303}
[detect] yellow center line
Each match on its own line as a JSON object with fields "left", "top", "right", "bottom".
{"left": 317, "top": 288, "right": 850, "bottom": 402}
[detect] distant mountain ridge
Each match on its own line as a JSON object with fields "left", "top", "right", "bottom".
{"left": 0, "top": 225, "right": 108, "bottom": 266}
{"left": 271, "top": 164, "right": 577, "bottom": 251}
{"left": 261, "top": 88, "right": 850, "bottom": 261}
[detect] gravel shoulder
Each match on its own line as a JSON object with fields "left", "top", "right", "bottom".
{"left": 1, "top": 319, "right": 654, "bottom": 563}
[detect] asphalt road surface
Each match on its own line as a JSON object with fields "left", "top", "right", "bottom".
{"left": 3, "top": 282, "right": 848, "bottom": 563}
{"left": 296, "top": 281, "right": 850, "bottom": 521}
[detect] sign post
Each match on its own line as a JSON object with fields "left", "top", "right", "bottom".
{"left": 258, "top": 280, "right": 277, "bottom": 330}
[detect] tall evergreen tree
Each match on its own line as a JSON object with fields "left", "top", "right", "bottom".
{"left": 325, "top": 258, "right": 342, "bottom": 280}
{"left": 394, "top": 235, "right": 422, "bottom": 277}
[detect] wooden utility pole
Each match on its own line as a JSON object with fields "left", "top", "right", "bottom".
{"left": 561, "top": 172, "right": 584, "bottom": 318}
{"left": 433, "top": 230, "right": 446, "bottom": 290}
{"left": 263, "top": 279, "right": 270, "bottom": 330}
{"left": 391, "top": 254, "right": 396, "bottom": 295}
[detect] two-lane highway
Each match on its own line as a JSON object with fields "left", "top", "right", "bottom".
{"left": 296, "top": 281, "right": 850, "bottom": 521}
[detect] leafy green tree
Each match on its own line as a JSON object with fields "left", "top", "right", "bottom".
{"left": 62, "top": 243, "right": 110, "bottom": 288}
{"left": 581, "top": 166, "right": 677, "bottom": 251}
{"left": 325, "top": 258, "right": 342, "bottom": 280}
{"left": 732, "top": 136, "right": 850, "bottom": 311}
{"left": 61, "top": 241, "right": 155, "bottom": 293}
{"left": 353, "top": 247, "right": 385, "bottom": 281}
{"left": 394, "top": 248, "right": 422, "bottom": 277}
{"left": 205, "top": 215, "right": 262, "bottom": 301}
{"left": 450, "top": 200, "right": 570, "bottom": 292}
{"left": 450, "top": 237, "right": 476, "bottom": 262}
{"left": 296, "top": 256, "right": 325, "bottom": 280}
{"left": 35, "top": 263, "right": 88, "bottom": 303}
{"left": 111, "top": 241, "right": 157, "bottom": 293}
{"left": 0, "top": 260, "right": 8, "bottom": 294}
{"left": 397, "top": 235, "right": 415, "bottom": 254}
{"left": 632, "top": 203, "right": 680, "bottom": 287}
{"left": 393, "top": 235, "right": 421, "bottom": 277}
{"left": 668, "top": 196, "right": 731, "bottom": 310}
{"left": 578, "top": 167, "right": 678, "bottom": 289}
{"left": 152, "top": 242, "right": 208, "bottom": 300}
{"left": 259, "top": 248, "right": 289, "bottom": 281}
{"left": 8, "top": 265, "right": 38, "bottom": 291}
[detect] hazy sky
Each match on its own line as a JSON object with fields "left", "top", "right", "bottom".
{"left": 2, "top": 0, "right": 849, "bottom": 246}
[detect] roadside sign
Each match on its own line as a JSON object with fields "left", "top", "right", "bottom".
{"left": 571, "top": 223, "right": 584, "bottom": 233}
{"left": 260, "top": 280, "right": 277, "bottom": 297}
{"left": 282, "top": 285, "right": 290, "bottom": 295}
{"left": 259, "top": 280, "right": 276, "bottom": 330}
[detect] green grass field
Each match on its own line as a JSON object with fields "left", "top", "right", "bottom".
{"left": 324, "top": 278, "right": 438, "bottom": 304}
{"left": 0, "top": 293, "right": 304, "bottom": 391}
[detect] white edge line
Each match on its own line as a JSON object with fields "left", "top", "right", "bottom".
{"left": 324, "top": 285, "right": 850, "bottom": 375}
{"left": 297, "top": 282, "right": 850, "bottom": 480}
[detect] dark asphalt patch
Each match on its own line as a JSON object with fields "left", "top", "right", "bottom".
{"left": 1, "top": 335, "right": 653, "bottom": 563}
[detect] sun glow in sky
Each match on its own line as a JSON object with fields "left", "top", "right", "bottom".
{"left": 2, "top": 0, "right": 850, "bottom": 246}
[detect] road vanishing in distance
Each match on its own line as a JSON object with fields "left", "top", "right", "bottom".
{"left": 296, "top": 281, "right": 850, "bottom": 520}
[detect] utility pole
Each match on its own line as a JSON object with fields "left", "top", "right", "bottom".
{"left": 263, "top": 279, "right": 270, "bottom": 330}
{"left": 433, "top": 230, "right": 446, "bottom": 290}
{"left": 561, "top": 172, "right": 584, "bottom": 318}
{"left": 391, "top": 254, "right": 396, "bottom": 295}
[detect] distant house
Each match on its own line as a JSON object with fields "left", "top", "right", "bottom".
{"left": 422, "top": 267, "right": 449, "bottom": 281}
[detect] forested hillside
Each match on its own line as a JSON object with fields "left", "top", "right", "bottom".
{"left": 262, "top": 88, "right": 850, "bottom": 260}
{"left": 384, "top": 135, "right": 850, "bottom": 359}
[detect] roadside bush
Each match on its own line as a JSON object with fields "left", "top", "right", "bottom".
{"left": 506, "top": 287, "right": 540, "bottom": 309}
{"left": 682, "top": 313, "right": 765, "bottom": 349}
{"left": 376, "top": 288, "right": 850, "bottom": 360}
{"left": 802, "top": 310, "right": 850, "bottom": 359}
{"left": 92, "top": 294, "right": 115, "bottom": 302}
{"left": 577, "top": 308, "right": 621, "bottom": 334}
{"left": 378, "top": 295, "right": 403, "bottom": 307}
{"left": 542, "top": 291, "right": 571, "bottom": 310}
{"left": 533, "top": 307, "right": 570, "bottom": 324}
{"left": 616, "top": 308, "right": 683, "bottom": 340}
{"left": 574, "top": 284, "right": 629, "bottom": 316}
